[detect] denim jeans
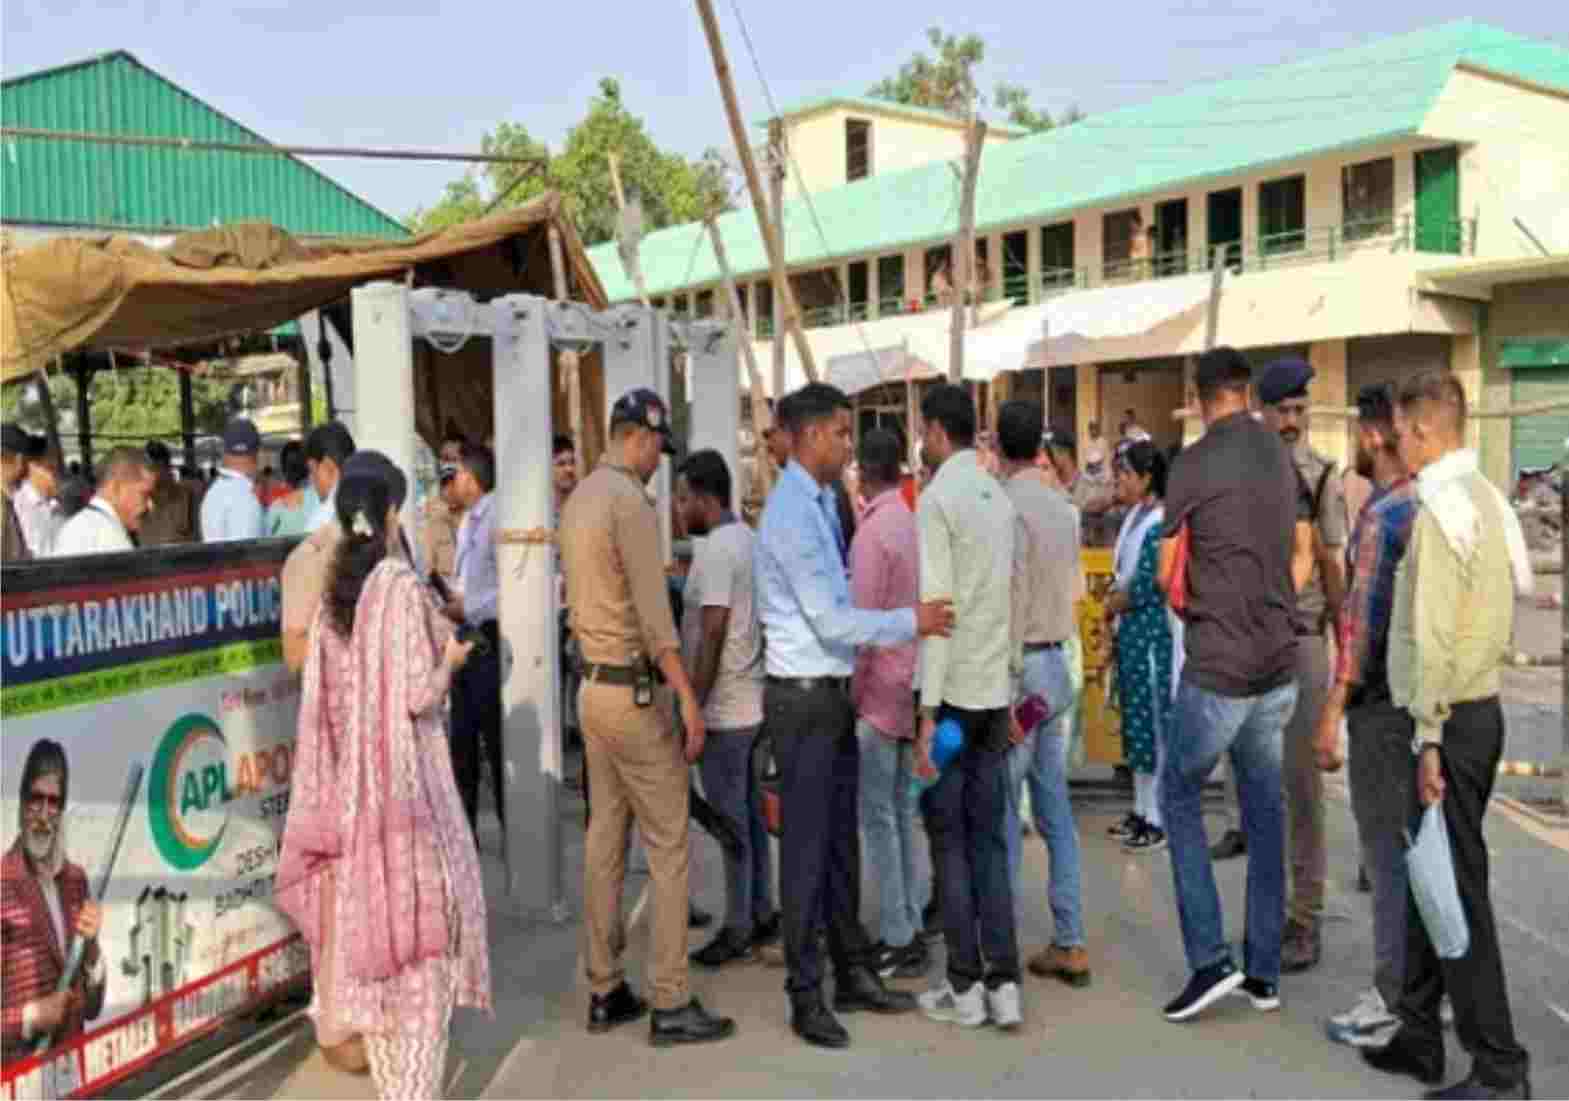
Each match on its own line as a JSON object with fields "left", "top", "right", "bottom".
{"left": 858, "top": 721, "right": 927, "bottom": 948}
{"left": 1005, "top": 646, "right": 1085, "bottom": 949}
{"left": 1159, "top": 675, "right": 1297, "bottom": 983}
{"left": 929, "top": 706, "right": 1019, "bottom": 992}
{"left": 697, "top": 724, "right": 773, "bottom": 937}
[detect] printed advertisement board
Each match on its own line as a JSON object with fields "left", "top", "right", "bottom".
{"left": 1, "top": 541, "right": 307, "bottom": 1100}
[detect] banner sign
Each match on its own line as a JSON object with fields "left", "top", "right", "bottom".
{"left": 1, "top": 541, "right": 306, "bottom": 1100}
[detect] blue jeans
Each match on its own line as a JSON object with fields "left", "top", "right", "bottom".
{"left": 1159, "top": 676, "right": 1297, "bottom": 983}
{"left": 697, "top": 724, "right": 773, "bottom": 936}
{"left": 1005, "top": 646, "right": 1085, "bottom": 949}
{"left": 858, "top": 721, "right": 927, "bottom": 948}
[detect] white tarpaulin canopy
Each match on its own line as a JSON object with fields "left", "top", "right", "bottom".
{"left": 824, "top": 269, "right": 1228, "bottom": 393}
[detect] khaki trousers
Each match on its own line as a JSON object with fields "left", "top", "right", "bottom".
{"left": 580, "top": 681, "right": 692, "bottom": 1010}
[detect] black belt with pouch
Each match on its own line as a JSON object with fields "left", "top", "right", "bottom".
{"left": 581, "top": 660, "right": 656, "bottom": 706}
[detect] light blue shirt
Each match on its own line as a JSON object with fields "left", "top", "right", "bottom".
{"left": 305, "top": 487, "right": 334, "bottom": 534}
{"left": 199, "top": 467, "right": 264, "bottom": 543}
{"left": 455, "top": 491, "right": 499, "bottom": 626}
{"left": 755, "top": 460, "right": 914, "bottom": 677}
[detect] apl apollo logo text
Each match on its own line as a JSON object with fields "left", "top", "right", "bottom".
{"left": 148, "top": 714, "right": 292, "bottom": 870}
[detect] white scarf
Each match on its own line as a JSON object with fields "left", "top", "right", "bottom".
{"left": 1416, "top": 449, "right": 1533, "bottom": 598}
{"left": 1113, "top": 499, "right": 1164, "bottom": 594}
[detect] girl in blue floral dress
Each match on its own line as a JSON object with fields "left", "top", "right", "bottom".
{"left": 1102, "top": 441, "right": 1176, "bottom": 853}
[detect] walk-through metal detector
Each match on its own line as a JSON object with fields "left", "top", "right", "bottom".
{"left": 347, "top": 283, "right": 740, "bottom": 919}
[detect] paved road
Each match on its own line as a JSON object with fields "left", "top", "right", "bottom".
{"left": 198, "top": 747, "right": 1568, "bottom": 1100}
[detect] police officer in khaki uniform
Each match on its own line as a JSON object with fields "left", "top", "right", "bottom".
{"left": 560, "top": 387, "right": 736, "bottom": 1048}
{"left": 1258, "top": 357, "right": 1348, "bottom": 974}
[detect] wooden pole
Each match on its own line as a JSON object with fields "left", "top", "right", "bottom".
{"left": 71, "top": 357, "right": 93, "bottom": 471}
{"left": 693, "top": 0, "right": 818, "bottom": 383}
{"left": 706, "top": 217, "right": 773, "bottom": 488}
{"left": 948, "top": 116, "right": 987, "bottom": 383}
{"left": 608, "top": 152, "right": 652, "bottom": 308}
{"left": 297, "top": 354, "right": 313, "bottom": 437}
{"left": 179, "top": 368, "right": 197, "bottom": 471}
{"left": 547, "top": 223, "right": 586, "bottom": 482}
{"left": 33, "top": 366, "right": 63, "bottom": 464}
{"left": 768, "top": 123, "right": 787, "bottom": 399}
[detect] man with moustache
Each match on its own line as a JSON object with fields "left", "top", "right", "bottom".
{"left": 1, "top": 740, "right": 106, "bottom": 1066}
{"left": 1315, "top": 383, "right": 1419, "bottom": 1049}
{"left": 1257, "top": 357, "right": 1347, "bottom": 974}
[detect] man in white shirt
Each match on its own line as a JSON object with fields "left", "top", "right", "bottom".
{"left": 304, "top": 421, "right": 356, "bottom": 534}
{"left": 914, "top": 383, "right": 1024, "bottom": 1032}
{"left": 200, "top": 418, "right": 265, "bottom": 543}
{"left": 14, "top": 435, "right": 63, "bottom": 558}
{"left": 441, "top": 443, "right": 503, "bottom": 837}
{"left": 49, "top": 448, "right": 156, "bottom": 557}
{"left": 676, "top": 449, "right": 774, "bottom": 970}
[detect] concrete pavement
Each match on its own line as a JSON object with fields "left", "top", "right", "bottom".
{"left": 189, "top": 667, "right": 1568, "bottom": 1097}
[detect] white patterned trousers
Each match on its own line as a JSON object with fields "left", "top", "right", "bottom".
{"left": 365, "top": 956, "right": 455, "bottom": 1100}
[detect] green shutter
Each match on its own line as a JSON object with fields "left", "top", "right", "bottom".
{"left": 1511, "top": 365, "right": 1569, "bottom": 472}
{"left": 1499, "top": 339, "right": 1569, "bottom": 370}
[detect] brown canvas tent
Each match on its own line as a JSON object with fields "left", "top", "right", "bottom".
{"left": 1, "top": 194, "right": 609, "bottom": 455}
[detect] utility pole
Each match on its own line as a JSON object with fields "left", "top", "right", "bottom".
{"left": 693, "top": 0, "right": 818, "bottom": 383}
{"left": 948, "top": 112, "right": 986, "bottom": 383}
{"left": 768, "top": 121, "right": 787, "bottom": 400}
{"left": 706, "top": 216, "right": 773, "bottom": 496}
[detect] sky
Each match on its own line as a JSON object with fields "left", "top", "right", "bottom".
{"left": 2, "top": 0, "right": 1565, "bottom": 226}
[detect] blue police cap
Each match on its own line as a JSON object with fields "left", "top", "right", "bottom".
{"left": 1257, "top": 358, "right": 1315, "bottom": 406}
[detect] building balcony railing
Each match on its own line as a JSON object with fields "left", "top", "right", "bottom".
{"left": 739, "top": 216, "right": 1474, "bottom": 340}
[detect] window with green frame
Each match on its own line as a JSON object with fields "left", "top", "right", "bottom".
{"left": 1040, "top": 222, "right": 1074, "bottom": 289}
{"left": 877, "top": 254, "right": 905, "bottom": 312}
{"left": 1259, "top": 175, "right": 1306, "bottom": 254}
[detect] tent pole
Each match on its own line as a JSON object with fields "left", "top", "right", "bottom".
{"left": 180, "top": 369, "right": 197, "bottom": 471}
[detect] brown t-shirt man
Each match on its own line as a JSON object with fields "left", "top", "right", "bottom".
{"left": 1164, "top": 411, "right": 1311, "bottom": 697}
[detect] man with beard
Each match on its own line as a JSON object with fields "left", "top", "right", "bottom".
{"left": 1314, "top": 383, "right": 1418, "bottom": 1049}
{"left": 1258, "top": 357, "right": 1348, "bottom": 974}
{"left": 1, "top": 740, "right": 106, "bottom": 1065}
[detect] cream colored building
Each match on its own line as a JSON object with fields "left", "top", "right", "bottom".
{"left": 590, "top": 21, "right": 1569, "bottom": 487}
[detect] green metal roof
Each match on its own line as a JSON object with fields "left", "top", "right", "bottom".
{"left": 1, "top": 50, "right": 408, "bottom": 238}
{"left": 756, "top": 93, "right": 1028, "bottom": 135}
{"left": 590, "top": 20, "right": 1569, "bottom": 302}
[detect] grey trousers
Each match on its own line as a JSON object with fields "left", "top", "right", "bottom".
{"left": 1283, "top": 633, "right": 1330, "bottom": 927}
{"left": 1346, "top": 695, "right": 1414, "bottom": 1007}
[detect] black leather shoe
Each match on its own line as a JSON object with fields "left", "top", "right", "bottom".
{"left": 1363, "top": 1028, "right": 1445, "bottom": 1086}
{"left": 1210, "top": 829, "right": 1247, "bottom": 860}
{"left": 1424, "top": 1073, "right": 1532, "bottom": 1100}
{"left": 649, "top": 997, "right": 736, "bottom": 1047}
{"left": 751, "top": 910, "right": 782, "bottom": 948}
{"left": 691, "top": 928, "right": 756, "bottom": 969}
{"left": 833, "top": 966, "right": 918, "bottom": 1015}
{"left": 588, "top": 982, "right": 648, "bottom": 1034}
{"left": 689, "top": 904, "right": 714, "bottom": 930}
{"left": 1281, "top": 920, "right": 1322, "bottom": 974}
{"left": 791, "top": 998, "right": 850, "bottom": 1049}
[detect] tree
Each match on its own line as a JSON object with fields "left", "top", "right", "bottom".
{"left": 408, "top": 79, "right": 734, "bottom": 245}
{"left": 868, "top": 27, "right": 1080, "bottom": 132}
{"left": 2, "top": 365, "right": 239, "bottom": 451}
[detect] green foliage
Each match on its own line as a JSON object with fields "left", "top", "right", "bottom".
{"left": 408, "top": 78, "right": 734, "bottom": 245}
{"left": 868, "top": 27, "right": 1081, "bottom": 132}
{"left": 1, "top": 366, "right": 234, "bottom": 444}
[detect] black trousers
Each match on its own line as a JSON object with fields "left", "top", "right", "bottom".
{"left": 450, "top": 621, "right": 504, "bottom": 837}
{"left": 1396, "top": 697, "right": 1530, "bottom": 1089}
{"left": 927, "top": 705, "right": 1019, "bottom": 991}
{"left": 768, "top": 678, "right": 871, "bottom": 998}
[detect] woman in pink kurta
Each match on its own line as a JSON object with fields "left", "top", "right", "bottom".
{"left": 277, "top": 465, "right": 491, "bottom": 1100}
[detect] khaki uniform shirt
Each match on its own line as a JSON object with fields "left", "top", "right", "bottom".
{"left": 559, "top": 462, "right": 678, "bottom": 667}
{"left": 1390, "top": 465, "right": 1515, "bottom": 747}
{"left": 282, "top": 520, "right": 343, "bottom": 649}
{"left": 2, "top": 487, "right": 31, "bottom": 563}
{"left": 1292, "top": 444, "right": 1347, "bottom": 632}
{"left": 421, "top": 495, "right": 461, "bottom": 580}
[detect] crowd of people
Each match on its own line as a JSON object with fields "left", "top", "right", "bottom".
{"left": 1, "top": 341, "right": 1537, "bottom": 1101}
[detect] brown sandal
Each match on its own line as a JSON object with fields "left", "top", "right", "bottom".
{"left": 321, "top": 1034, "right": 369, "bottom": 1074}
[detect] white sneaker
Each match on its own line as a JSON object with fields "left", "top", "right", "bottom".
{"left": 986, "top": 982, "right": 1023, "bottom": 1030}
{"left": 918, "top": 981, "right": 987, "bottom": 1028}
{"left": 1326, "top": 988, "right": 1397, "bottom": 1046}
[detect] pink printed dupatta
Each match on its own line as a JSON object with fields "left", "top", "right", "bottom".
{"left": 276, "top": 558, "right": 490, "bottom": 1018}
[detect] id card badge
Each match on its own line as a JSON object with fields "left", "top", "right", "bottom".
{"left": 634, "top": 669, "right": 655, "bottom": 708}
